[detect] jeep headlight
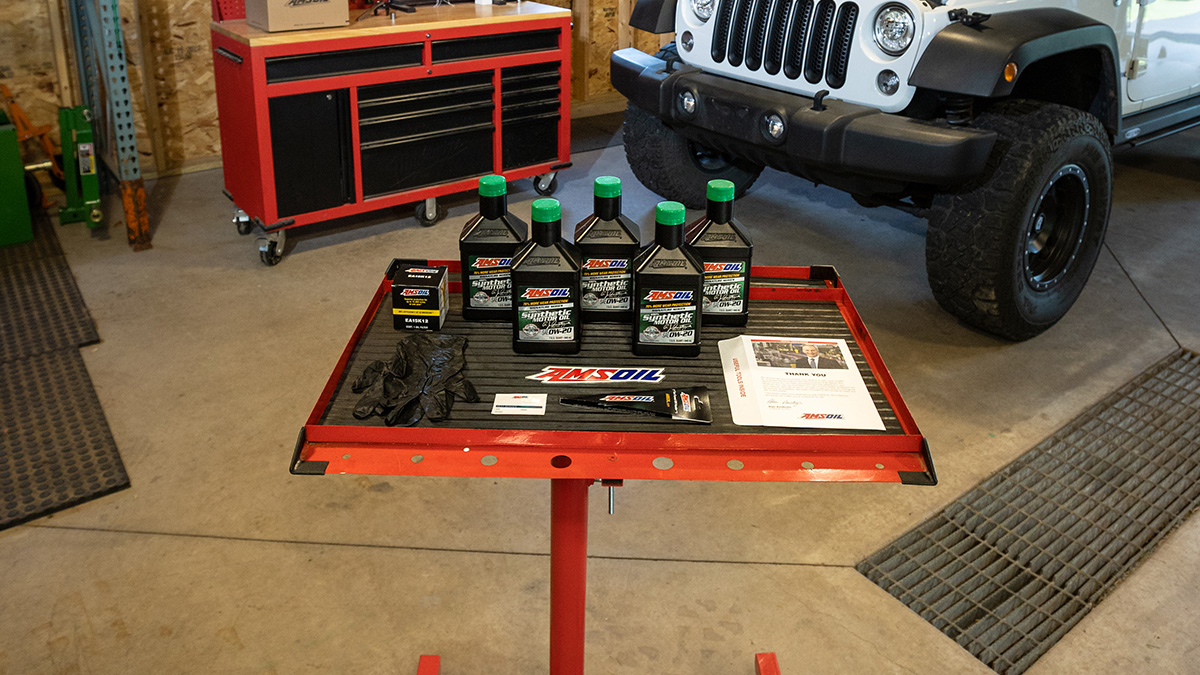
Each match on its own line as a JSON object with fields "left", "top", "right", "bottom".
{"left": 873, "top": 4, "right": 915, "bottom": 56}
{"left": 691, "top": 0, "right": 714, "bottom": 22}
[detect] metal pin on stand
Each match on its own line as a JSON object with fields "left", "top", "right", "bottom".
{"left": 608, "top": 485, "right": 615, "bottom": 514}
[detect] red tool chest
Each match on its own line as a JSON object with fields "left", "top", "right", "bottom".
{"left": 210, "top": 2, "right": 572, "bottom": 263}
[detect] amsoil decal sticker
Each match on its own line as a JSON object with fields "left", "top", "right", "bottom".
{"left": 600, "top": 395, "right": 655, "bottom": 402}
{"left": 401, "top": 289, "right": 430, "bottom": 296}
{"left": 526, "top": 366, "right": 666, "bottom": 383}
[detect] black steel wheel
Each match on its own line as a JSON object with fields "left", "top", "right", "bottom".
{"left": 533, "top": 173, "right": 559, "bottom": 196}
{"left": 927, "top": 100, "right": 1112, "bottom": 340}
{"left": 415, "top": 200, "right": 447, "bottom": 227}
{"left": 259, "top": 240, "right": 283, "bottom": 266}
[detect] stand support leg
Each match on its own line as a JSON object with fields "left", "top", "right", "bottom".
{"left": 416, "top": 655, "right": 440, "bottom": 674}
{"left": 550, "top": 478, "right": 591, "bottom": 675}
{"left": 755, "top": 652, "right": 782, "bottom": 674}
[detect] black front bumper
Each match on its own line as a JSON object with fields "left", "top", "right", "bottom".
{"left": 611, "top": 48, "right": 996, "bottom": 187}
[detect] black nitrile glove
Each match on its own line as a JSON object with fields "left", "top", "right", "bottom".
{"left": 350, "top": 333, "right": 479, "bottom": 426}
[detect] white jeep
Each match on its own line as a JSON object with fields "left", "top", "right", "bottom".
{"left": 611, "top": 0, "right": 1200, "bottom": 339}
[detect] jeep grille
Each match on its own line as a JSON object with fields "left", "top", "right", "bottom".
{"left": 711, "top": 0, "right": 859, "bottom": 89}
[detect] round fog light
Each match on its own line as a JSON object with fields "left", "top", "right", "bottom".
{"left": 876, "top": 70, "right": 900, "bottom": 96}
{"left": 681, "top": 31, "right": 694, "bottom": 52}
{"left": 762, "top": 113, "right": 785, "bottom": 140}
{"left": 679, "top": 91, "right": 697, "bottom": 114}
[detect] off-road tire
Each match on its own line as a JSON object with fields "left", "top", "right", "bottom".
{"left": 926, "top": 100, "right": 1112, "bottom": 340}
{"left": 622, "top": 46, "right": 763, "bottom": 209}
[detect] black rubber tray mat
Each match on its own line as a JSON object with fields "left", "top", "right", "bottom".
{"left": 858, "top": 350, "right": 1200, "bottom": 674}
{"left": 0, "top": 254, "right": 99, "bottom": 362}
{"left": 0, "top": 348, "right": 130, "bottom": 531}
{"left": 318, "top": 294, "right": 906, "bottom": 436}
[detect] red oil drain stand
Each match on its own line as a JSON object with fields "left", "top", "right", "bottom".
{"left": 292, "top": 262, "right": 936, "bottom": 674}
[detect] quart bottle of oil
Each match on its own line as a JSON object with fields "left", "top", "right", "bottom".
{"left": 459, "top": 175, "right": 527, "bottom": 321}
{"left": 631, "top": 201, "right": 703, "bottom": 357}
{"left": 684, "top": 179, "right": 753, "bottom": 326}
{"left": 574, "top": 176, "right": 640, "bottom": 324}
{"left": 511, "top": 198, "right": 582, "bottom": 354}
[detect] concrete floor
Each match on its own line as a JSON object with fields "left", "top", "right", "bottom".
{"left": 2, "top": 125, "right": 1199, "bottom": 675}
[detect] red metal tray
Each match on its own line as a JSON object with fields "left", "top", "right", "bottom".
{"left": 292, "top": 261, "right": 935, "bottom": 485}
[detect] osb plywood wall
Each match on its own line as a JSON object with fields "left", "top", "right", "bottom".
{"left": 0, "top": 0, "right": 218, "bottom": 176}
{"left": 0, "top": 1, "right": 66, "bottom": 147}
{"left": 129, "top": 0, "right": 221, "bottom": 172}
{"left": 576, "top": 0, "right": 671, "bottom": 101}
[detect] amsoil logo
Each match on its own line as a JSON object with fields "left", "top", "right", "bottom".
{"left": 644, "top": 290, "right": 693, "bottom": 301}
{"left": 406, "top": 267, "right": 437, "bottom": 274}
{"left": 583, "top": 259, "right": 629, "bottom": 270}
{"left": 680, "top": 392, "right": 692, "bottom": 411}
{"left": 650, "top": 260, "right": 686, "bottom": 268}
{"left": 401, "top": 289, "right": 430, "bottom": 296}
{"left": 472, "top": 257, "right": 511, "bottom": 268}
{"left": 800, "top": 413, "right": 845, "bottom": 420}
{"left": 702, "top": 232, "right": 737, "bottom": 242}
{"left": 601, "top": 395, "right": 655, "bottom": 402}
{"left": 521, "top": 288, "right": 570, "bottom": 299}
{"left": 704, "top": 262, "right": 744, "bottom": 273}
{"left": 526, "top": 367, "right": 665, "bottom": 383}
{"left": 286, "top": 0, "right": 329, "bottom": 5}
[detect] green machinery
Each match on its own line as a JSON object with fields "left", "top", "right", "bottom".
{"left": 0, "top": 110, "right": 34, "bottom": 247}
{"left": 57, "top": 106, "right": 103, "bottom": 228}
{"left": 0, "top": 103, "right": 102, "bottom": 249}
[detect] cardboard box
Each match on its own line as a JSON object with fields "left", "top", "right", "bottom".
{"left": 246, "top": 0, "right": 348, "bottom": 33}
{"left": 389, "top": 260, "right": 448, "bottom": 331}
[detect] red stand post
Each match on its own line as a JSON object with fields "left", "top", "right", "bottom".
{"left": 550, "top": 479, "right": 592, "bottom": 675}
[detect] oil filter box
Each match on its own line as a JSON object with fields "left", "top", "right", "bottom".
{"left": 245, "top": 0, "right": 348, "bottom": 32}
{"left": 388, "top": 260, "right": 447, "bottom": 331}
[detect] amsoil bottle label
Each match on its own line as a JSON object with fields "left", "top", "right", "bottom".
{"left": 702, "top": 261, "right": 747, "bottom": 314}
{"left": 581, "top": 258, "right": 632, "bottom": 311}
{"left": 637, "top": 290, "right": 698, "bottom": 344}
{"left": 466, "top": 256, "right": 512, "bottom": 308}
{"left": 516, "top": 286, "right": 576, "bottom": 341}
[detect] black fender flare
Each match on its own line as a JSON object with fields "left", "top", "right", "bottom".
{"left": 911, "top": 8, "right": 1120, "bottom": 126}
{"left": 630, "top": 0, "right": 677, "bottom": 33}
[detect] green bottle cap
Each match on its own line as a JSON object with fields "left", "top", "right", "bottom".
{"left": 594, "top": 176, "right": 621, "bottom": 198}
{"left": 478, "top": 175, "right": 507, "bottom": 197}
{"left": 531, "top": 198, "right": 561, "bottom": 223}
{"left": 707, "top": 179, "right": 735, "bottom": 202}
{"left": 656, "top": 201, "right": 686, "bottom": 226}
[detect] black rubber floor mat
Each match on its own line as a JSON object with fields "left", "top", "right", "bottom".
{"left": 858, "top": 350, "right": 1200, "bottom": 675}
{"left": 0, "top": 255, "right": 99, "bottom": 362}
{"left": 0, "top": 217, "right": 64, "bottom": 269}
{"left": 0, "top": 348, "right": 129, "bottom": 530}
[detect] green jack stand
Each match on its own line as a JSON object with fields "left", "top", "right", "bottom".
{"left": 58, "top": 106, "right": 103, "bottom": 228}
{"left": 0, "top": 111, "right": 34, "bottom": 247}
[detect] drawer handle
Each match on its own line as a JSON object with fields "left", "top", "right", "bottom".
{"left": 215, "top": 47, "right": 243, "bottom": 65}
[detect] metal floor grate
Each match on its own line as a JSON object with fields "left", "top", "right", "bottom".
{"left": 858, "top": 350, "right": 1200, "bottom": 674}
